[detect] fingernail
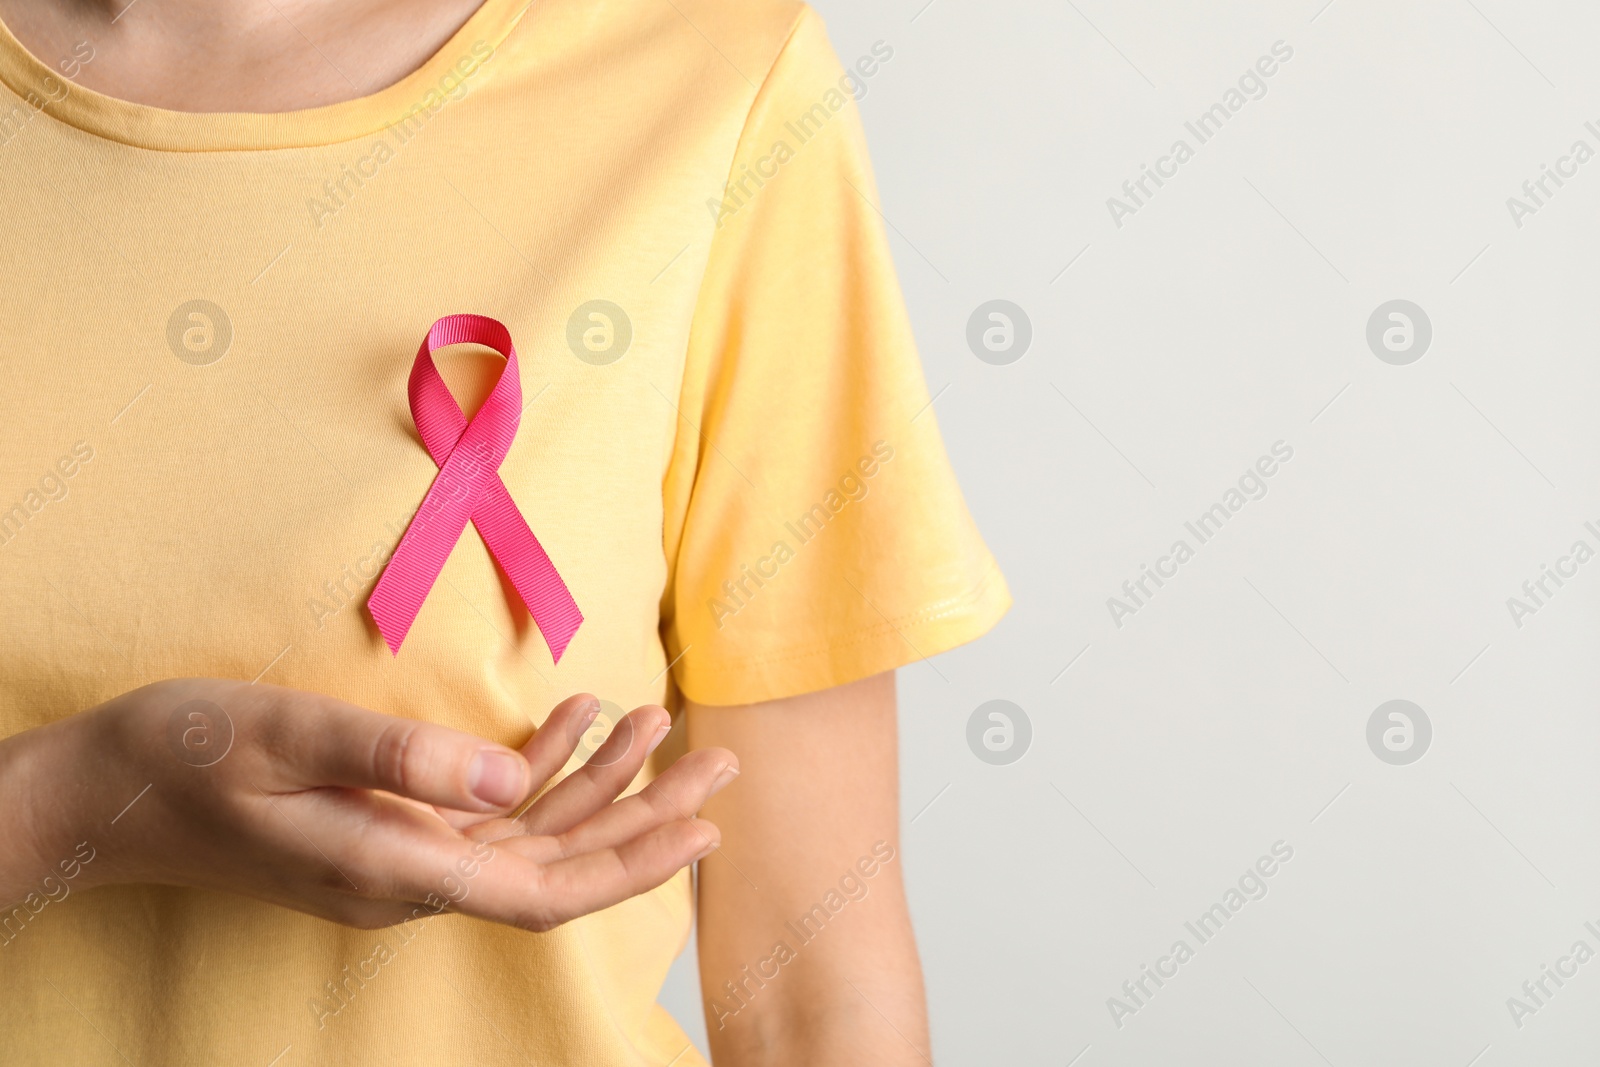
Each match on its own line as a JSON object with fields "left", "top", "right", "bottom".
{"left": 579, "top": 702, "right": 600, "bottom": 728}
{"left": 645, "top": 720, "right": 672, "bottom": 755}
{"left": 709, "top": 764, "right": 740, "bottom": 795}
{"left": 692, "top": 837, "right": 720, "bottom": 862}
{"left": 469, "top": 750, "right": 527, "bottom": 807}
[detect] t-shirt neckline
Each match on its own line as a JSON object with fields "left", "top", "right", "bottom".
{"left": 0, "top": 0, "right": 527, "bottom": 153}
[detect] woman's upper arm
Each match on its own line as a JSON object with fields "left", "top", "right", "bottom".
{"left": 685, "top": 671, "right": 928, "bottom": 1058}
{"left": 686, "top": 670, "right": 900, "bottom": 857}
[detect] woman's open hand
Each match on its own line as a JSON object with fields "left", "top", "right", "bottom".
{"left": 4, "top": 679, "right": 735, "bottom": 932}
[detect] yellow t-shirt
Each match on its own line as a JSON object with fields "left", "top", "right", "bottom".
{"left": 0, "top": 0, "right": 1009, "bottom": 1063}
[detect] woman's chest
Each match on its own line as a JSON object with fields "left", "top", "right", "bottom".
{"left": 0, "top": 262, "right": 692, "bottom": 740}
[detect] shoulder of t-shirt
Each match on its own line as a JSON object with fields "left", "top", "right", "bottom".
{"left": 508, "top": 0, "right": 839, "bottom": 128}
{"left": 658, "top": 0, "right": 817, "bottom": 76}
{"left": 601, "top": 0, "right": 824, "bottom": 100}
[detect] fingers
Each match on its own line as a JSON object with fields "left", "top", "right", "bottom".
{"left": 528, "top": 818, "right": 720, "bottom": 929}
{"left": 515, "top": 704, "right": 672, "bottom": 837}
{"left": 464, "top": 745, "right": 736, "bottom": 855}
{"left": 295, "top": 787, "right": 718, "bottom": 934}
{"left": 263, "top": 697, "right": 532, "bottom": 814}
{"left": 244, "top": 691, "right": 730, "bottom": 937}
{"left": 546, "top": 748, "right": 737, "bottom": 856}
{"left": 464, "top": 818, "right": 721, "bottom": 932}
{"left": 516, "top": 693, "right": 602, "bottom": 792}
{"left": 415, "top": 694, "right": 603, "bottom": 830}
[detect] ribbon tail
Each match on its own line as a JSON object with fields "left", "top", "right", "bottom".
{"left": 368, "top": 487, "right": 475, "bottom": 655}
{"left": 473, "top": 478, "right": 583, "bottom": 663}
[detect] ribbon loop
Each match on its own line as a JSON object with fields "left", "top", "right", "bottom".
{"left": 368, "top": 314, "right": 583, "bottom": 660}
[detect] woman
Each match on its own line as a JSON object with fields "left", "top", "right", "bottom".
{"left": 0, "top": 0, "right": 1008, "bottom": 1063}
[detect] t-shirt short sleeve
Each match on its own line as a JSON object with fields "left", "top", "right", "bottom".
{"left": 660, "top": 7, "right": 1010, "bottom": 707}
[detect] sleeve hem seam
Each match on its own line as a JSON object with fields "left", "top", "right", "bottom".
{"left": 677, "top": 554, "right": 1007, "bottom": 673}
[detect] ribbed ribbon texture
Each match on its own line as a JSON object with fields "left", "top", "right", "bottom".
{"left": 367, "top": 314, "right": 582, "bottom": 660}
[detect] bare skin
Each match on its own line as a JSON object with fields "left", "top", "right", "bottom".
{"left": 0, "top": 0, "right": 484, "bottom": 111}
{"left": 0, "top": 0, "right": 934, "bottom": 1061}
{"left": 689, "top": 673, "right": 931, "bottom": 1066}
{"left": 0, "top": 680, "right": 736, "bottom": 930}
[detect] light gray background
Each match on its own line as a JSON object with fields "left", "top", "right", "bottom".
{"left": 660, "top": 1, "right": 1600, "bottom": 1063}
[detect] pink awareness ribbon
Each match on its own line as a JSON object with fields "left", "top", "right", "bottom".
{"left": 367, "top": 314, "right": 582, "bottom": 660}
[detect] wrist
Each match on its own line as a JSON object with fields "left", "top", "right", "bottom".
{"left": 0, "top": 709, "right": 113, "bottom": 903}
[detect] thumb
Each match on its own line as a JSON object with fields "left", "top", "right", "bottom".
{"left": 264, "top": 697, "right": 532, "bottom": 813}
